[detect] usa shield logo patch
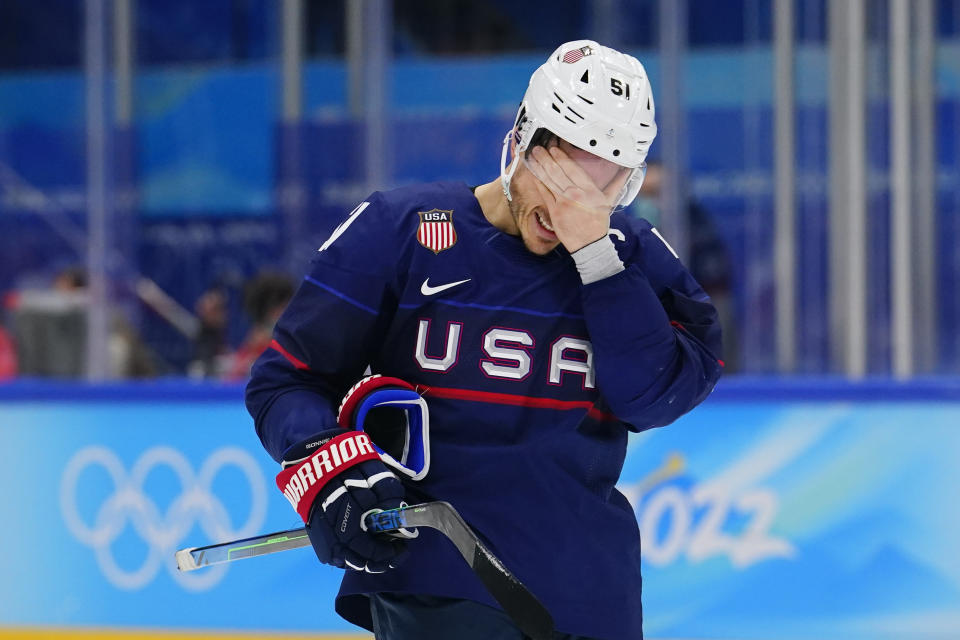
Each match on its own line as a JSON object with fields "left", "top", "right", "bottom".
{"left": 417, "top": 209, "right": 457, "bottom": 254}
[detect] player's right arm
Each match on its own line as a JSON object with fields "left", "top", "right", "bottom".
{"left": 245, "top": 195, "right": 421, "bottom": 572}
{"left": 245, "top": 194, "right": 405, "bottom": 462}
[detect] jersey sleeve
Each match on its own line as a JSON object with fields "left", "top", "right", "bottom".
{"left": 245, "top": 194, "right": 406, "bottom": 462}
{"left": 580, "top": 217, "right": 724, "bottom": 432}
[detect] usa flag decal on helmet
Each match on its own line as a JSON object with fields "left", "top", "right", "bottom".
{"left": 417, "top": 209, "right": 457, "bottom": 254}
{"left": 562, "top": 45, "right": 593, "bottom": 63}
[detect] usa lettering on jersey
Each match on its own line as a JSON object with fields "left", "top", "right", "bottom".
{"left": 415, "top": 320, "right": 595, "bottom": 389}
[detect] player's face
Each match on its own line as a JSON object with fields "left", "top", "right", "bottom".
{"left": 506, "top": 158, "right": 562, "bottom": 255}
{"left": 507, "top": 139, "right": 624, "bottom": 256}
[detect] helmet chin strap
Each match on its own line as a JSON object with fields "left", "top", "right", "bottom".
{"left": 500, "top": 129, "right": 521, "bottom": 202}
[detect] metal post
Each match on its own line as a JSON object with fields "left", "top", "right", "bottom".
{"left": 347, "top": 0, "right": 392, "bottom": 192}
{"left": 889, "top": 0, "right": 913, "bottom": 378}
{"left": 657, "top": 0, "right": 689, "bottom": 264}
{"left": 828, "top": 0, "right": 868, "bottom": 378}
{"left": 347, "top": 0, "right": 364, "bottom": 120}
{"left": 282, "top": 0, "right": 303, "bottom": 123}
{"left": 912, "top": 0, "right": 937, "bottom": 373}
{"left": 280, "top": 0, "right": 307, "bottom": 272}
{"left": 774, "top": 0, "right": 797, "bottom": 373}
{"left": 84, "top": 0, "right": 111, "bottom": 380}
{"left": 590, "top": 0, "right": 619, "bottom": 49}
{"left": 113, "top": 0, "right": 139, "bottom": 331}
{"left": 114, "top": 0, "right": 133, "bottom": 126}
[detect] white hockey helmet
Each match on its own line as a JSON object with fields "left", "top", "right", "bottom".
{"left": 501, "top": 40, "right": 657, "bottom": 209}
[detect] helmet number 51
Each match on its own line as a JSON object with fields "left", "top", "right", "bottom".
{"left": 610, "top": 78, "right": 630, "bottom": 99}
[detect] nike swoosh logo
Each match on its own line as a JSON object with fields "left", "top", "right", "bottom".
{"left": 421, "top": 277, "right": 471, "bottom": 296}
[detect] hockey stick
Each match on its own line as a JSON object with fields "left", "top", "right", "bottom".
{"left": 175, "top": 501, "right": 555, "bottom": 640}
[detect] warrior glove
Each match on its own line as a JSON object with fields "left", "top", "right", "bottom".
{"left": 276, "top": 376, "right": 428, "bottom": 573}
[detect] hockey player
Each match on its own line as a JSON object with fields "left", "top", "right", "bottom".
{"left": 246, "top": 40, "right": 723, "bottom": 640}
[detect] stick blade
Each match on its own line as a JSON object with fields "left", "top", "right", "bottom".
{"left": 174, "top": 528, "right": 310, "bottom": 571}
{"left": 175, "top": 547, "right": 200, "bottom": 571}
{"left": 471, "top": 543, "right": 556, "bottom": 640}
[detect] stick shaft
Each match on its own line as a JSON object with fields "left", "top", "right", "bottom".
{"left": 175, "top": 502, "right": 554, "bottom": 639}
{"left": 367, "top": 503, "right": 554, "bottom": 640}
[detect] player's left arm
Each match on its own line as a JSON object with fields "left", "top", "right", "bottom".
{"left": 577, "top": 218, "right": 723, "bottom": 431}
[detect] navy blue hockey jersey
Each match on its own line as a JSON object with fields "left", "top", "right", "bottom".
{"left": 246, "top": 181, "right": 723, "bottom": 640}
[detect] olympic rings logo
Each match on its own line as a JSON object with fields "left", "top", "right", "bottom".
{"left": 60, "top": 445, "right": 268, "bottom": 591}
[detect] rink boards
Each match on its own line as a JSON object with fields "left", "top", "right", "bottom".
{"left": 0, "top": 378, "right": 958, "bottom": 640}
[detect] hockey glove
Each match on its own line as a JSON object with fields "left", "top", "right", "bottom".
{"left": 337, "top": 375, "right": 431, "bottom": 480}
{"left": 277, "top": 429, "right": 409, "bottom": 573}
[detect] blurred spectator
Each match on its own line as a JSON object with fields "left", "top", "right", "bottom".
{"left": 225, "top": 270, "right": 294, "bottom": 381}
{"left": 0, "top": 327, "right": 15, "bottom": 379}
{"left": 12, "top": 266, "right": 88, "bottom": 377}
{"left": 0, "top": 295, "right": 17, "bottom": 380}
{"left": 629, "top": 163, "right": 740, "bottom": 371}
{"left": 109, "top": 313, "right": 159, "bottom": 379}
{"left": 11, "top": 266, "right": 160, "bottom": 379}
{"left": 188, "top": 287, "right": 230, "bottom": 378}
{"left": 53, "top": 266, "right": 88, "bottom": 291}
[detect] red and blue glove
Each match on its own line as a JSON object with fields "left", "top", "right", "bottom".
{"left": 276, "top": 375, "right": 427, "bottom": 572}
{"left": 337, "top": 375, "right": 430, "bottom": 480}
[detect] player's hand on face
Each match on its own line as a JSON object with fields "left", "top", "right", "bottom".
{"left": 527, "top": 144, "right": 629, "bottom": 252}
